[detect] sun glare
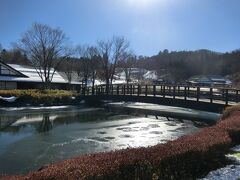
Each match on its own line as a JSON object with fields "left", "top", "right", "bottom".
{"left": 127, "top": 0, "right": 161, "bottom": 9}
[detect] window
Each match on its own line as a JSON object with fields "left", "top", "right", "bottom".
{"left": 0, "top": 82, "right": 17, "bottom": 90}
{"left": 5, "top": 82, "right": 17, "bottom": 89}
{"left": 0, "top": 65, "right": 17, "bottom": 75}
{"left": 0, "top": 82, "right": 5, "bottom": 89}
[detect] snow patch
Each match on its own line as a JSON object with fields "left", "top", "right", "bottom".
{"left": 0, "top": 96, "right": 18, "bottom": 102}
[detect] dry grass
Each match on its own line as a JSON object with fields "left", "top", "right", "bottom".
{"left": 0, "top": 89, "right": 75, "bottom": 98}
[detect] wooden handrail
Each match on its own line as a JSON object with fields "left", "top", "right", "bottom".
{"left": 81, "top": 84, "right": 240, "bottom": 104}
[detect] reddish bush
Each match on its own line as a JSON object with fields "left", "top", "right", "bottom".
{"left": 2, "top": 111, "right": 240, "bottom": 180}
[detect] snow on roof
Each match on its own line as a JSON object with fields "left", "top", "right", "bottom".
{"left": 1, "top": 64, "right": 67, "bottom": 84}
{"left": 57, "top": 71, "right": 82, "bottom": 84}
{"left": 143, "top": 71, "right": 158, "bottom": 80}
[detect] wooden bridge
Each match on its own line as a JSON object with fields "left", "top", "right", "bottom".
{"left": 79, "top": 84, "right": 240, "bottom": 113}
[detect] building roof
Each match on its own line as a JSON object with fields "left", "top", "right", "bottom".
{"left": 0, "top": 60, "right": 28, "bottom": 78}
{"left": 188, "top": 75, "right": 232, "bottom": 85}
{"left": 0, "top": 63, "right": 75, "bottom": 84}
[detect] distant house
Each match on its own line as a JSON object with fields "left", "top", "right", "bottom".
{"left": 0, "top": 60, "right": 80, "bottom": 90}
{"left": 187, "top": 75, "right": 232, "bottom": 87}
{"left": 143, "top": 71, "right": 158, "bottom": 80}
{"left": 115, "top": 68, "right": 161, "bottom": 83}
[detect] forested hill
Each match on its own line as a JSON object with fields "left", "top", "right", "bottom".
{"left": 136, "top": 49, "right": 240, "bottom": 82}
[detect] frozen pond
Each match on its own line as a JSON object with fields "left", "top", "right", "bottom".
{"left": 0, "top": 106, "right": 205, "bottom": 175}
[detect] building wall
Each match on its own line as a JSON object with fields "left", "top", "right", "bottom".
{"left": 0, "top": 81, "right": 17, "bottom": 90}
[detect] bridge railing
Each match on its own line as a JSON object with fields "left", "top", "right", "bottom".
{"left": 79, "top": 84, "right": 240, "bottom": 105}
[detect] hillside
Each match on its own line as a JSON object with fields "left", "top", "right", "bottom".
{"left": 135, "top": 49, "right": 240, "bottom": 83}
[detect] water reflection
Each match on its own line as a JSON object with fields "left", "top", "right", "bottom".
{"left": 37, "top": 114, "right": 53, "bottom": 133}
{"left": 0, "top": 115, "right": 21, "bottom": 130}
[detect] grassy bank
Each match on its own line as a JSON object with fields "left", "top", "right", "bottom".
{"left": 0, "top": 89, "right": 77, "bottom": 106}
{"left": 2, "top": 108, "right": 240, "bottom": 179}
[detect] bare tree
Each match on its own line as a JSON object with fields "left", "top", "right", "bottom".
{"left": 97, "top": 36, "right": 129, "bottom": 92}
{"left": 86, "top": 46, "right": 100, "bottom": 87}
{"left": 135, "top": 68, "right": 145, "bottom": 83}
{"left": 60, "top": 58, "right": 74, "bottom": 84}
{"left": 118, "top": 53, "right": 137, "bottom": 85}
{"left": 76, "top": 45, "right": 101, "bottom": 88}
{"left": 76, "top": 45, "right": 91, "bottom": 87}
{"left": 20, "top": 23, "right": 68, "bottom": 89}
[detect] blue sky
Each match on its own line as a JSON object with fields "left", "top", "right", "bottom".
{"left": 0, "top": 0, "right": 240, "bottom": 56}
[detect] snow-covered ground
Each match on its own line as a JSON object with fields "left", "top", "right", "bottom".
{"left": 0, "top": 96, "right": 18, "bottom": 102}
{"left": 201, "top": 145, "right": 240, "bottom": 180}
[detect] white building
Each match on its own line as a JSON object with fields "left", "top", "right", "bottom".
{"left": 0, "top": 60, "right": 80, "bottom": 90}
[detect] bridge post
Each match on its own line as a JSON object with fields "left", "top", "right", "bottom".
{"left": 173, "top": 86, "right": 176, "bottom": 99}
{"left": 98, "top": 86, "right": 101, "bottom": 95}
{"left": 82, "top": 85, "right": 84, "bottom": 95}
{"left": 130, "top": 85, "right": 133, "bottom": 96}
{"left": 225, "top": 89, "right": 229, "bottom": 105}
{"left": 133, "top": 85, "right": 135, "bottom": 95}
{"left": 153, "top": 85, "right": 156, "bottom": 97}
{"left": 92, "top": 86, "right": 95, "bottom": 95}
{"left": 100, "top": 85, "right": 102, "bottom": 95}
{"left": 210, "top": 88, "right": 213, "bottom": 103}
{"left": 78, "top": 84, "right": 81, "bottom": 94}
{"left": 184, "top": 86, "right": 187, "bottom": 100}
{"left": 79, "top": 84, "right": 81, "bottom": 94}
{"left": 138, "top": 85, "right": 141, "bottom": 96}
{"left": 106, "top": 85, "right": 108, "bottom": 95}
{"left": 163, "top": 85, "right": 165, "bottom": 98}
{"left": 83, "top": 85, "right": 85, "bottom": 95}
{"left": 145, "top": 85, "right": 148, "bottom": 96}
{"left": 123, "top": 85, "right": 126, "bottom": 95}
{"left": 117, "top": 85, "right": 119, "bottom": 95}
{"left": 197, "top": 87, "right": 200, "bottom": 102}
{"left": 236, "top": 90, "right": 239, "bottom": 103}
{"left": 111, "top": 85, "right": 114, "bottom": 95}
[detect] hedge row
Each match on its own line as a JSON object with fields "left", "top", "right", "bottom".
{"left": 3, "top": 110, "right": 240, "bottom": 180}
{"left": 0, "top": 89, "right": 75, "bottom": 98}
{"left": 0, "top": 89, "right": 77, "bottom": 106}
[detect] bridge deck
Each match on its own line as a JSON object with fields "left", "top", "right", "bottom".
{"left": 79, "top": 84, "right": 240, "bottom": 113}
